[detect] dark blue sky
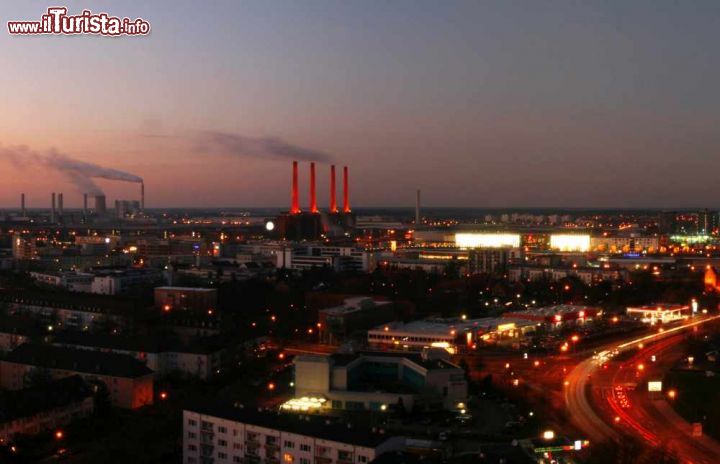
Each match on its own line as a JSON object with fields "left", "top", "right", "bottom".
{"left": 1, "top": 0, "right": 719, "bottom": 208}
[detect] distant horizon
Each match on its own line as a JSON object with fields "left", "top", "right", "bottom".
{"left": 5, "top": 205, "right": 717, "bottom": 213}
{"left": 3, "top": 1, "right": 720, "bottom": 207}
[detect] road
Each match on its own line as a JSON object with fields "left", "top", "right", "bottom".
{"left": 564, "top": 315, "right": 720, "bottom": 463}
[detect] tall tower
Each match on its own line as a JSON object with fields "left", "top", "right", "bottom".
{"left": 342, "top": 166, "right": 350, "bottom": 213}
{"left": 330, "top": 165, "right": 338, "bottom": 213}
{"left": 309, "top": 162, "right": 318, "bottom": 213}
{"left": 50, "top": 192, "right": 56, "bottom": 223}
{"left": 291, "top": 161, "right": 300, "bottom": 214}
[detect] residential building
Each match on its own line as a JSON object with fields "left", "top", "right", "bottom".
{"left": 0, "top": 375, "right": 94, "bottom": 442}
{"left": 183, "top": 403, "right": 404, "bottom": 464}
{"left": 0, "top": 343, "right": 154, "bottom": 409}
{"left": 154, "top": 286, "right": 218, "bottom": 313}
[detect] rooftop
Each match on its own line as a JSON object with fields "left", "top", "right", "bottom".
{"left": 4, "top": 343, "right": 154, "bottom": 378}
{"left": 319, "top": 297, "right": 391, "bottom": 316}
{"left": 187, "top": 402, "right": 396, "bottom": 448}
{"left": 328, "top": 351, "right": 462, "bottom": 371}
{"left": 154, "top": 286, "right": 217, "bottom": 293}
{"left": 51, "top": 331, "right": 226, "bottom": 355}
{"left": 369, "top": 317, "right": 535, "bottom": 336}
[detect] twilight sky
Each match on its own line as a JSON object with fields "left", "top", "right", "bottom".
{"left": 2, "top": 0, "right": 720, "bottom": 209}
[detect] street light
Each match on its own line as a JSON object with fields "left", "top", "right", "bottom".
{"left": 542, "top": 430, "right": 555, "bottom": 440}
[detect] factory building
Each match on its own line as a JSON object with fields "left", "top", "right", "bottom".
{"left": 276, "top": 162, "right": 355, "bottom": 240}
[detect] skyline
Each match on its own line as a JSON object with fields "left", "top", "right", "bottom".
{"left": 3, "top": 0, "right": 720, "bottom": 208}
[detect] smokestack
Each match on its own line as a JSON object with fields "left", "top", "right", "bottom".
{"left": 415, "top": 189, "right": 421, "bottom": 225}
{"left": 83, "top": 193, "right": 88, "bottom": 218}
{"left": 58, "top": 193, "right": 64, "bottom": 218}
{"left": 330, "top": 165, "right": 337, "bottom": 213}
{"left": 310, "top": 162, "right": 318, "bottom": 213}
{"left": 20, "top": 193, "right": 25, "bottom": 217}
{"left": 140, "top": 182, "right": 145, "bottom": 210}
{"left": 291, "top": 161, "right": 300, "bottom": 214}
{"left": 342, "top": 166, "right": 350, "bottom": 213}
{"left": 95, "top": 195, "right": 107, "bottom": 215}
{"left": 51, "top": 192, "right": 56, "bottom": 223}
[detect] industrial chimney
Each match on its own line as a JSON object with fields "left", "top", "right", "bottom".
{"left": 415, "top": 189, "right": 421, "bottom": 225}
{"left": 50, "top": 192, "right": 56, "bottom": 223}
{"left": 310, "top": 162, "right": 318, "bottom": 213}
{"left": 95, "top": 195, "right": 107, "bottom": 215}
{"left": 83, "top": 193, "right": 88, "bottom": 218}
{"left": 58, "top": 193, "right": 64, "bottom": 218}
{"left": 20, "top": 193, "right": 25, "bottom": 217}
{"left": 342, "top": 166, "right": 350, "bottom": 213}
{"left": 140, "top": 182, "right": 145, "bottom": 210}
{"left": 291, "top": 161, "right": 300, "bottom": 214}
{"left": 330, "top": 165, "right": 337, "bottom": 213}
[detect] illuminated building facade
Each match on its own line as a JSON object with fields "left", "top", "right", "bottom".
{"left": 292, "top": 351, "right": 467, "bottom": 411}
{"left": 183, "top": 405, "right": 404, "bottom": 464}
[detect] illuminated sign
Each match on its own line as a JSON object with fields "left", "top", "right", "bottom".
{"left": 455, "top": 233, "right": 520, "bottom": 249}
{"left": 648, "top": 381, "right": 662, "bottom": 392}
{"left": 550, "top": 234, "right": 591, "bottom": 252}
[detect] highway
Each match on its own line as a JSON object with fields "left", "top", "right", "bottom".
{"left": 564, "top": 315, "right": 720, "bottom": 462}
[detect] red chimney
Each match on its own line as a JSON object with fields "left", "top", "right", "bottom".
{"left": 343, "top": 166, "right": 350, "bottom": 213}
{"left": 330, "top": 165, "right": 338, "bottom": 213}
{"left": 291, "top": 161, "right": 300, "bottom": 214}
{"left": 310, "top": 162, "right": 318, "bottom": 213}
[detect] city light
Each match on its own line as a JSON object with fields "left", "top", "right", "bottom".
{"left": 280, "top": 397, "right": 327, "bottom": 412}
{"left": 455, "top": 233, "right": 521, "bottom": 249}
{"left": 542, "top": 430, "right": 555, "bottom": 440}
{"left": 550, "top": 234, "right": 591, "bottom": 252}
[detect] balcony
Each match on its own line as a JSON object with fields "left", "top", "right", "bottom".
{"left": 265, "top": 442, "right": 280, "bottom": 453}
{"left": 246, "top": 438, "right": 261, "bottom": 449}
{"left": 314, "top": 457, "right": 333, "bottom": 464}
{"left": 200, "top": 444, "right": 214, "bottom": 457}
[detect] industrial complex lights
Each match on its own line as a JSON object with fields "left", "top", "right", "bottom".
{"left": 455, "top": 233, "right": 521, "bottom": 249}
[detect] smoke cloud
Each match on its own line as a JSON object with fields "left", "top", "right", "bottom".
{"left": 0, "top": 145, "right": 143, "bottom": 195}
{"left": 193, "top": 131, "right": 332, "bottom": 162}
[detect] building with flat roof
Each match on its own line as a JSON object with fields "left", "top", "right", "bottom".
{"left": 503, "top": 305, "right": 602, "bottom": 329}
{"left": 51, "top": 331, "right": 226, "bottom": 380}
{"left": 318, "top": 297, "right": 395, "bottom": 345}
{"left": 0, "top": 343, "right": 154, "bottom": 409}
{"left": 367, "top": 317, "right": 537, "bottom": 353}
{"left": 292, "top": 351, "right": 467, "bottom": 412}
{"left": 276, "top": 245, "right": 377, "bottom": 272}
{"left": 183, "top": 403, "right": 404, "bottom": 464}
